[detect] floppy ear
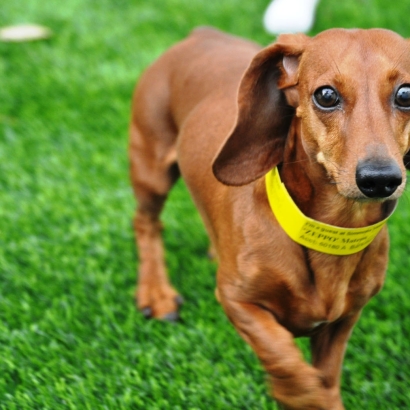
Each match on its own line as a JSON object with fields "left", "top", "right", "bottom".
{"left": 212, "top": 33, "right": 309, "bottom": 186}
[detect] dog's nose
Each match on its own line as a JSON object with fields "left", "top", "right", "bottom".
{"left": 356, "top": 160, "right": 402, "bottom": 198}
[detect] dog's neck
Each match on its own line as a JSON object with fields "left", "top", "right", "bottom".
{"left": 280, "top": 119, "right": 393, "bottom": 229}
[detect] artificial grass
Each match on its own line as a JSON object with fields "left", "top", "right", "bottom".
{"left": 0, "top": 0, "right": 409, "bottom": 408}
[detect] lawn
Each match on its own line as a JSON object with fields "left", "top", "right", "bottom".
{"left": 0, "top": 0, "right": 409, "bottom": 408}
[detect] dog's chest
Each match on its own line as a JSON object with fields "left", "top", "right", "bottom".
{"left": 255, "top": 249, "right": 383, "bottom": 336}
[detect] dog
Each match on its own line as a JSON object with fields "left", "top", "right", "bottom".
{"left": 129, "top": 27, "right": 410, "bottom": 409}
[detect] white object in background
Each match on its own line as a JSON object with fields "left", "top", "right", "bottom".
{"left": 0, "top": 24, "right": 52, "bottom": 42}
{"left": 263, "top": 0, "right": 320, "bottom": 34}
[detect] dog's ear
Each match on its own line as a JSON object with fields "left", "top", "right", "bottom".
{"left": 213, "top": 34, "right": 309, "bottom": 186}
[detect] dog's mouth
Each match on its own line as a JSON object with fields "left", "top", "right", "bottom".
{"left": 337, "top": 182, "right": 405, "bottom": 203}
{"left": 331, "top": 184, "right": 398, "bottom": 224}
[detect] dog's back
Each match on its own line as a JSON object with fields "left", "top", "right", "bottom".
{"left": 132, "top": 27, "right": 260, "bottom": 140}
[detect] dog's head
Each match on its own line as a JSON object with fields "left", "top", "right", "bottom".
{"left": 213, "top": 28, "right": 410, "bottom": 201}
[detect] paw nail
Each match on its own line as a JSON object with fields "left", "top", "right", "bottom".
{"left": 162, "top": 311, "right": 179, "bottom": 322}
{"left": 175, "top": 295, "right": 184, "bottom": 305}
{"left": 141, "top": 307, "right": 152, "bottom": 318}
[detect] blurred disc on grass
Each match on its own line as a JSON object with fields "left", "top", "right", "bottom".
{"left": 0, "top": 24, "right": 52, "bottom": 42}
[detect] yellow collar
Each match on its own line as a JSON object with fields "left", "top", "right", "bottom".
{"left": 265, "top": 167, "right": 395, "bottom": 255}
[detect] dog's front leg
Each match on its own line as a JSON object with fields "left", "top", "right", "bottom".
{"left": 309, "top": 312, "right": 361, "bottom": 410}
{"left": 220, "top": 296, "right": 337, "bottom": 410}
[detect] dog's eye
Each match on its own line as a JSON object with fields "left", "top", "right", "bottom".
{"left": 395, "top": 85, "right": 410, "bottom": 108}
{"left": 313, "top": 86, "right": 340, "bottom": 109}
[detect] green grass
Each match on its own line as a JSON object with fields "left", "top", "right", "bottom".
{"left": 0, "top": 0, "right": 409, "bottom": 408}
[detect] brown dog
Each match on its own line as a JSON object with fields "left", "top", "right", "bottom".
{"left": 130, "top": 27, "right": 410, "bottom": 409}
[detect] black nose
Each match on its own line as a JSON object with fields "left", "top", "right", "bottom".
{"left": 356, "top": 160, "right": 402, "bottom": 198}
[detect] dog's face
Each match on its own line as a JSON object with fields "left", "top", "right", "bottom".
{"left": 294, "top": 29, "right": 410, "bottom": 201}
{"left": 213, "top": 29, "right": 410, "bottom": 202}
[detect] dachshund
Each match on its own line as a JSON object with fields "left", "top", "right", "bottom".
{"left": 130, "top": 27, "right": 410, "bottom": 409}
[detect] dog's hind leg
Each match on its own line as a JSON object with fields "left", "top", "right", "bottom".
{"left": 129, "top": 75, "right": 182, "bottom": 320}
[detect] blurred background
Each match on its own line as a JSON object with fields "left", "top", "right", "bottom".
{"left": 0, "top": 0, "right": 409, "bottom": 408}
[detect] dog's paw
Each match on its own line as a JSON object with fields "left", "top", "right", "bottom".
{"left": 136, "top": 285, "right": 183, "bottom": 321}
